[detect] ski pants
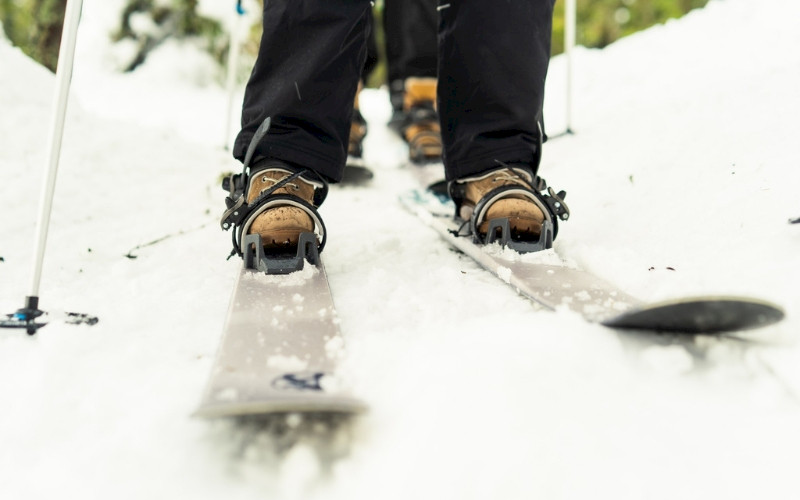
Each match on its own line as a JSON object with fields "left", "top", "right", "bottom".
{"left": 234, "top": 0, "right": 556, "bottom": 183}
{"left": 361, "top": 0, "right": 438, "bottom": 86}
{"left": 383, "top": 0, "right": 439, "bottom": 83}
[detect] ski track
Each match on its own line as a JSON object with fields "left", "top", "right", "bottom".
{"left": 2, "top": 0, "right": 800, "bottom": 498}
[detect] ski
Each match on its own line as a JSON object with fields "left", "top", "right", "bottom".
{"left": 194, "top": 234, "right": 365, "bottom": 418}
{"left": 400, "top": 174, "right": 784, "bottom": 334}
{"left": 341, "top": 159, "right": 374, "bottom": 185}
{"left": 196, "top": 117, "right": 365, "bottom": 418}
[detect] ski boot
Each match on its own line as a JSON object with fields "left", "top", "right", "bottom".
{"left": 387, "top": 79, "right": 406, "bottom": 132}
{"left": 221, "top": 159, "right": 329, "bottom": 272}
{"left": 449, "top": 163, "right": 570, "bottom": 253}
{"left": 401, "top": 77, "right": 442, "bottom": 164}
{"left": 342, "top": 82, "right": 374, "bottom": 184}
{"left": 348, "top": 109, "right": 368, "bottom": 165}
{"left": 348, "top": 81, "right": 368, "bottom": 167}
{"left": 244, "top": 164, "right": 325, "bottom": 250}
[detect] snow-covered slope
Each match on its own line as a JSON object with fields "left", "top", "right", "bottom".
{"left": 2, "top": 0, "right": 799, "bottom": 499}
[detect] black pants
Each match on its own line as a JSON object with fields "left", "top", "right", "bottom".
{"left": 234, "top": 0, "right": 555, "bottom": 183}
{"left": 383, "top": 0, "right": 438, "bottom": 83}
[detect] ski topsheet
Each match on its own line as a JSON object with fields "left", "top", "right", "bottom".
{"left": 195, "top": 259, "right": 365, "bottom": 418}
{"left": 400, "top": 177, "right": 784, "bottom": 334}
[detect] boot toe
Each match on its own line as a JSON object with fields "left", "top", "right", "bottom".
{"left": 249, "top": 206, "right": 313, "bottom": 250}
{"left": 479, "top": 198, "right": 545, "bottom": 240}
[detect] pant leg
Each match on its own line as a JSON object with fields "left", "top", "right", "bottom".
{"left": 384, "top": 0, "right": 439, "bottom": 82}
{"left": 362, "top": 11, "right": 379, "bottom": 83}
{"left": 438, "top": 0, "right": 556, "bottom": 181}
{"left": 233, "top": 0, "right": 372, "bottom": 182}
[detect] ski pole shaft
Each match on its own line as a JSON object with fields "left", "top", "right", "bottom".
{"left": 28, "top": 0, "right": 84, "bottom": 298}
{"left": 564, "top": 0, "right": 576, "bottom": 134}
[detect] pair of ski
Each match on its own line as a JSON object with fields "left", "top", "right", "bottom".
{"left": 195, "top": 161, "right": 785, "bottom": 419}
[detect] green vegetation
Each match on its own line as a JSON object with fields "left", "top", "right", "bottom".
{"left": 0, "top": 0, "right": 67, "bottom": 71}
{"left": 0, "top": 0, "right": 224, "bottom": 73}
{"left": 551, "top": 0, "right": 710, "bottom": 54}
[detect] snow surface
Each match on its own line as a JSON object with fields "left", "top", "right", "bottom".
{"left": 2, "top": 0, "right": 800, "bottom": 498}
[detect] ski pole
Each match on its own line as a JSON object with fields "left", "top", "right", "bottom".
{"left": 2, "top": 0, "right": 84, "bottom": 334}
{"left": 223, "top": 0, "right": 246, "bottom": 150}
{"left": 564, "top": 0, "right": 576, "bottom": 134}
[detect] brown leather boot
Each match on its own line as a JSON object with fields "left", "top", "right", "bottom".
{"left": 246, "top": 167, "right": 320, "bottom": 250}
{"left": 349, "top": 81, "right": 367, "bottom": 159}
{"left": 455, "top": 167, "right": 545, "bottom": 240}
{"left": 402, "top": 77, "right": 442, "bottom": 163}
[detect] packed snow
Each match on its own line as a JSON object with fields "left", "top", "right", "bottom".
{"left": 2, "top": 0, "right": 800, "bottom": 498}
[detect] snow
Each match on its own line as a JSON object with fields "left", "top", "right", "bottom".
{"left": 246, "top": 264, "right": 320, "bottom": 287}
{"left": 2, "top": 0, "right": 800, "bottom": 498}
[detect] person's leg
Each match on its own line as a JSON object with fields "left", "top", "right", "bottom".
{"left": 439, "top": 1, "right": 568, "bottom": 244}
{"left": 361, "top": 12, "right": 379, "bottom": 84}
{"left": 347, "top": 12, "right": 374, "bottom": 168}
{"left": 383, "top": 0, "right": 441, "bottom": 162}
{"left": 438, "top": 0, "right": 555, "bottom": 181}
{"left": 234, "top": 0, "right": 373, "bottom": 182}
{"left": 384, "top": 0, "right": 438, "bottom": 84}
{"left": 227, "top": 0, "right": 371, "bottom": 254}
{"left": 384, "top": 0, "right": 438, "bottom": 119}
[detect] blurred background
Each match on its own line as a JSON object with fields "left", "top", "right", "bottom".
{"left": 1, "top": 0, "right": 709, "bottom": 85}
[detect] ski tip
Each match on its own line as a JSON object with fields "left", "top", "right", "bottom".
{"left": 341, "top": 163, "right": 374, "bottom": 185}
{"left": 601, "top": 296, "right": 785, "bottom": 334}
